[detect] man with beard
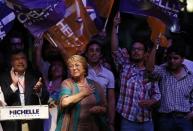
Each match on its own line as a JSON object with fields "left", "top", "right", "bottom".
{"left": 111, "top": 14, "right": 161, "bottom": 131}
{"left": 147, "top": 36, "right": 193, "bottom": 131}
{"left": 85, "top": 40, "right": 115, "bottom": 131}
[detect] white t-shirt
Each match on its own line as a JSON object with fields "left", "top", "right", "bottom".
{"left": 87, "top": 65, "right": 115, "bottom": 96}
{"left": 183, "top": 59, "right": 193, "bottom": 73}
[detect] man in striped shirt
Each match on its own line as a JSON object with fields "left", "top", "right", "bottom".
{"left": 112, "top": 14, "right": 161, "bottom": 131}
{"left": 147, "top": 36, "right": 193, "bottom": 131}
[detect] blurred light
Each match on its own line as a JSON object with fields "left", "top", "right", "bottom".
{"left": 187, "top": 0, "right": 193, "bottom": 12}
{"left": 0, "top": 0, "right": 5, "bottom": 3}
{"left": 170, "top": 22, "right": 180, "bottom": 33}
{"left": 180, "top": 0, "right": 193, "bottom": 12}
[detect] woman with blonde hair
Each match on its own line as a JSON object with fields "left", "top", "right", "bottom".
{"left": 56, "top": 55, "right": 107, "bottom": 131}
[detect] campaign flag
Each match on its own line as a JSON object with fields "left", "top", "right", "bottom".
{"left": 147, "top": 16, "right": 169, "bottom": 48}
{"left": 81, "top": 0, "right": 103, "bottom": 30}
{"left": 45, "top": 0, "right": 98, "bottom": 59}
{"left": 91, "top": 0, "right": 114, "bottom": 18}
{"left": 119, "top": 0, "right": 182, "bottom": 32}
{"left": 6, "top": 0, "right": 66, "bottom": 36}
{"left": 0, "top": 1, "right": 15, "bottom": 41}
{"left": 81, "top": 0, "right": 114, "bottom": 30}
{"left": 7, "top": 0, "right": 61, "bottom": 9}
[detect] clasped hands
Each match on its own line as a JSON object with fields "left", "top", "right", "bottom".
{"left": 10, "top": 68, "right": 43, "bottom": 93}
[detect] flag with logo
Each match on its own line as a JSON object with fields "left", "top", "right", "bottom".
{"left": 119, "top": 0, "right": 183, "bottom": 32}
{"left": 0, "top": 1, "right": 15, "bottom": 41}
{"left": 6, "top": 0, "right": 66, "bottom": 36}
{"left": 81, "top": 0, "right": 114, "bottom": 30}
{"left": 45, "top": 0, "right": 98, "bottom": 59}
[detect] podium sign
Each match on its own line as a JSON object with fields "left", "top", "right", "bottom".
{"left": 0, "top": 105, "right": 49, "bottom": 120}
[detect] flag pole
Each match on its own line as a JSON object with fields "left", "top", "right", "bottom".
{"left": 102, "top": 0, "right": 115, "bottom": 32}
{"left": 102, "top": 16, "right": 109, "bottom": 32}
{"left": 116, "top": 12, "right": 120, "bottom": 34}
{"left": 45, "top": 33, "right": 58, "bottom": 47}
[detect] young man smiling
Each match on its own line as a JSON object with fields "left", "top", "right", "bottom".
{"left": 85, "top": 40, "right": 115, "bottom": 131}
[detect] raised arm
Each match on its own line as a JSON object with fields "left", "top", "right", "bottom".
{"left": 34, "top": 34, "right": 44, "bottom": 72}
{"left": 111, "top": 12, "right": 120, "bottom": 52}
{"left": 146, "top": 39, "right": 159, "bottom": 72}
{"left": 111, "top": 13, "right": 131, "bottom": 67}
{"left": 34, "top": 34, "right": 50, "bottom": 87}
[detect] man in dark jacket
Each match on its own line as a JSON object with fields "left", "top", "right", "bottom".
{"left": 0, "top": 49, "right": 49, "bottom": 131}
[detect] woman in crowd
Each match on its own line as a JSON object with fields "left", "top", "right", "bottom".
{"left": 56, "top": 55, "right": 107, "bottom": 131}
{"left": 47, "top": 59, "right": 67, "bottom": 103}
{"left": 44, "top": 58, "right": 67, "bottom": 131}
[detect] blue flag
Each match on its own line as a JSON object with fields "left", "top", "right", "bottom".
{"left": 119, "top": 0, "right": 182, "bottom": 32}
{"left": 0, "top": 1, "right": 15, "bottom": 41}
{"left": 7, "top": 0, "right": 66, "bottom": 36}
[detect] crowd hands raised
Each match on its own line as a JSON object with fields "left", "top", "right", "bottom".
{"left": 0, "top": 12, "right": 193, "bottom": 131}
{"left": 110, "top": 12, "right": 193, "bottom": 131}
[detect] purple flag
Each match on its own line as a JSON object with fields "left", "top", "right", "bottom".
{"left": 7, "top": 0, "right": 59, "bottom": 9}
{"left": 82, "top": 0, "right": 104, "bottom": 30}
{"left": 0, "top": 1, "right": 15, "bottom": 41}
{"left": 81, "top": 0, "right": 114, "bottom": 30}
{"left": 8, "top": 0, "right": 66, "bottom": 36}
{"left": 119, "top": 0, "right": 182, "bottom": 32}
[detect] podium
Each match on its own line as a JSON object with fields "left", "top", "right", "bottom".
{"left": 0, "top": 105, "right": 49, "bottom": 120}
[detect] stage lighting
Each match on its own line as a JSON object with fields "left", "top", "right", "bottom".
{"left": 180, "top": 0, "right": 193, "bottom": 12}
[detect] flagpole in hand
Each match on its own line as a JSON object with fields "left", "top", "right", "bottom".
{"left": 34, "top": 77, "right": 43, "bottom": 105}
{"left": 116, "top": 12, "right": 120, "bottom": 34}
{"left": 111, "top": 12, "right": 121, "bottom": 52}
{"left": 113, "top": 12, "right": 120, "bottom": 34}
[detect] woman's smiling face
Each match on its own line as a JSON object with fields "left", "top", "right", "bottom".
{"left": 68, "top": 61, "right": 85, "bottom": 78}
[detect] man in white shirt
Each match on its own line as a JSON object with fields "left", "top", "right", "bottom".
{"left": 85, "top": 40, "right": 115, "bottom": 131}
